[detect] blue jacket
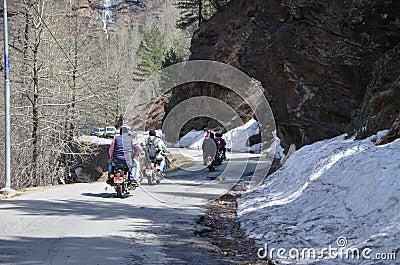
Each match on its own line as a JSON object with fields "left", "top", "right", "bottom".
{"left": 113, "top": 134, "right": 133, "bottom": 161}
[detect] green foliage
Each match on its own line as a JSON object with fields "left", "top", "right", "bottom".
{"left": 161, "top": 40, "right": 187, "bottom": 68}
{"left": 159, "top": 45, "right": 186, "bottom": 92}
{"left": 174, "top": 0, "right": 230, "bottom": 29}
{"left": 174, "top": 0, "right": 201, "bottom": 29}
{"left": 162, "top": 48, "right": 183, "bottom": 68}
{"left": 135, "top": 26, "right": 166, "bottom": 80}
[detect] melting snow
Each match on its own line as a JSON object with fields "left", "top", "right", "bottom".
{"left": 176, "top": 119, "right": 284, "bottom": 154}
{"left": 177, "top": 130, "right": 207, "bottom": 149}
{"left": 237, "top": 133, "right": 400, "bottom": 264}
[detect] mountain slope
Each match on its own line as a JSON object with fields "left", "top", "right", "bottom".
{"left": 167, "top": 0, "right": 400, "bottom": 151}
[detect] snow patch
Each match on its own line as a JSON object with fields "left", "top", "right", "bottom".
{"left": 237, "top": 134, "right": 400, "bottom": 264}
{"left": 175, "top": 119, "right": 263, "bottom": 152}
{"left": 177, "top": 130, "right": 207, "bottom": 149}
{"left": 224, "top": 119, "right": 260, "bottom": 152}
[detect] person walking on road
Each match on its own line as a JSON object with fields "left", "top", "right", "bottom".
{"left": 202, "top": 132, "right": 217, "bottom": 172}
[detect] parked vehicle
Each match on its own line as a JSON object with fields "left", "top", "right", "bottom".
{"left": 103, "top": 126, "right": 117, "bottom": 138}
{"left": 90, "top": 127, "right": 105, "bottom": 137}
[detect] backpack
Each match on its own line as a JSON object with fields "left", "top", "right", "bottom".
{"left": 146, "top": 137, "right": 159, "bottom": 159}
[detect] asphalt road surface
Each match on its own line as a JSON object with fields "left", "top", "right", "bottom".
{"left": 0, "top": 148, "right": 270, "bottom": 265}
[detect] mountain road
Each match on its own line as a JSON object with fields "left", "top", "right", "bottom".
{"left": 0, "top": 148, "right": 269, "bottom": 265}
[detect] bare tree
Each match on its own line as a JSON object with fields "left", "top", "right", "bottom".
{"left": 0, "top": 0, "right": 189, "bottom": 189}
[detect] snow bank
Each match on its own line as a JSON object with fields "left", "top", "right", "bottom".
{"left": 262, "top": 133, "right": 286, "bottom": 162}
{"left": 77, "top": 135, "right": 112, "bottom": 145}
{"left": 177, "top": 130, "right": 207, "bottom": 149}
{"left": 176, "top": 119, "right": 268, "bottom": 152}
{"left": 224, "top": 118, "right": 260, "bottom": 152}
{"left": 237, "top": 133, "right": 400, "bottom": 264}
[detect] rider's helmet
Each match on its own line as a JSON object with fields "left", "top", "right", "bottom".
{"left": 120, "top": 124, "right": 131, "bottom": 134}
{"left": 149, "top": 130, "right": 156, "bottom": 136}
{"left": 209, "top": 132, "right": 215, "bottom": 139}
{"left": 156, "top": 130, "right": 163, "bottom": 138}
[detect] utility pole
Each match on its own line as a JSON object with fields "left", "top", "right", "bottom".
{"left": 1, "top": 0, "right": 14, "bottom": 194}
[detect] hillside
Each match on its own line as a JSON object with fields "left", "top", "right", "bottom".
{"left": 166, "top": 0, "right": 400, "bottom": 151}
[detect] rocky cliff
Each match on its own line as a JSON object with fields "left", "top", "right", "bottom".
{"left": 167, "top": 0, "right": 400, "bottom": 151}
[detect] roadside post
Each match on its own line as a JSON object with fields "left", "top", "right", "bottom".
{"left": 1, "top": 0, "right": 14, "bottom": 195}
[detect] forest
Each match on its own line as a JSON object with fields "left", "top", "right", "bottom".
{"left": 0, "top": 0, "right": 209, "bottom": 188}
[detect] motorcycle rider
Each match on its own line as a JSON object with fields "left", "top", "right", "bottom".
{"left": 142, "top": 130, "right": 168, "bottom": 175}
{"left": 156, "top": 131, "right": 169, "bottom": 172}
{"left": 214, "top": 132, "right": 226, "bottom": 164}
{"left": 107, "top": 125, "right": 142, "bottom": 184}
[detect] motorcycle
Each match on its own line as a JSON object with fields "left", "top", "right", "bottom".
{"left": 109, "top": 163, "right": 142, "bottom": 198}
{"left": 143, "top": 158, "right": 164, "bottom": 185}
{"left": 216, "top": 149, "right": 225, "bottom": 165}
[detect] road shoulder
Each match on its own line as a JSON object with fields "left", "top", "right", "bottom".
{"left": 198, "top": 192, "right": 272, "bottom": 264}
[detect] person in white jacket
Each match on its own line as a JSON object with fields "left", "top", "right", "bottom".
{"left": 142, "top": 130, "right": 168, "bottom": 174}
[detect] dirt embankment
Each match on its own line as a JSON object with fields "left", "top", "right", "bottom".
{"left": 198, "top": 192, "right": 273, "bottom": 265}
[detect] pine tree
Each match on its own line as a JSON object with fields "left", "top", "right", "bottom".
{"left": 161, "top": 48, "right": 184, "bottom": 68}
{"left": 174, "top": 0, "right": 229, "bottom": 29}
{"left": 135, "top": 26, "right": 166, "bottom": 80}
{"left": 174, "top": 0, "right": 203, "bottom": 29}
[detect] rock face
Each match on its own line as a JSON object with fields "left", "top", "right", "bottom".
{"left": 358, "top": 44, "right": 400, "bottom": 139}
{"left": 167, "top": 0, "right": 400, "bottom": 151}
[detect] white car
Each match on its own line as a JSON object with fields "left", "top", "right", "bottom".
{"left": 103, "top": 126, "right": 117, "bottom": 138}
{"left": 90, "top": 128, "right": 105, "bottom": 137}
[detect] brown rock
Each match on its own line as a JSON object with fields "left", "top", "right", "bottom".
{"left": 378, "top": 115, "right": 400, "bottom": 145}
{"left": 167, "top": 0, "right": 400, "bottom": 150}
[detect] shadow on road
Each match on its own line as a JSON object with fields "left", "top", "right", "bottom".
{"left": 0, "top": 236, "right": 143, "bottom": 265}
{"left": 0, "top": 152, "right": 267, "bottom": 265}
{"left": 0, "top": 198, "right": 237, "bottom": 264}
{"left": 82, "top": 192, "right": 116, "bottom": 198}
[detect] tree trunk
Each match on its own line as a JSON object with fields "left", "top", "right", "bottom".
{"left": 198, "top": 0, "right": 203, "bottom": 26}
{"left": 32, "top": 44, "right": 40, "bottom": 184}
